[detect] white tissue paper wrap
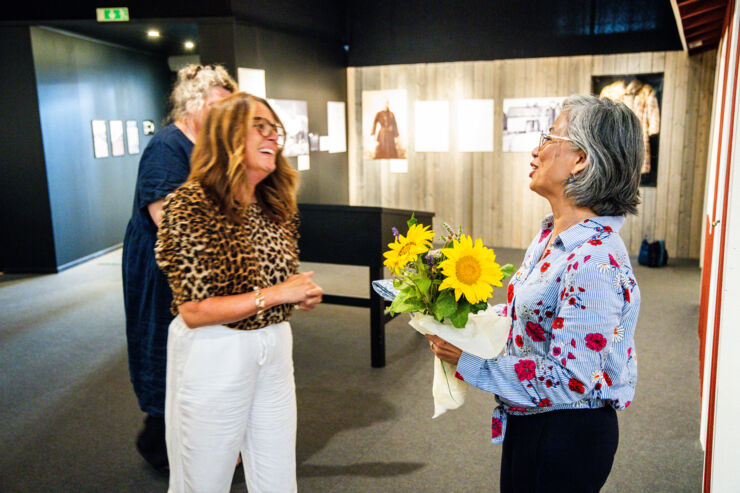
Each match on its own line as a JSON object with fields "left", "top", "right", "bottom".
{"left": 408, "top": 306, "right": 511, "bottom": 418}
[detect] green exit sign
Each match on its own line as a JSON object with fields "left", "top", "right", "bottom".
{"left": 96, "top": 7, "right": 129, "bottom": 22}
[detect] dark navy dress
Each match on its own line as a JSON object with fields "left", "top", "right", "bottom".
{"left": 122, "top": 124, "right": 193, "bottom": 417}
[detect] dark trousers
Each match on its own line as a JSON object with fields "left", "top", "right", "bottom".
{"left": 500, "top": 406, "right": 618, "bottom": 493}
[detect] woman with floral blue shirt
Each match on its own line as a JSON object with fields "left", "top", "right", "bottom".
{"left": 427, "top": 95, "right": 642, "bottom": 493}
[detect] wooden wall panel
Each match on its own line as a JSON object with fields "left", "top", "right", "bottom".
{"left": 347, "top": 50, "right": 716, "bottom": 258}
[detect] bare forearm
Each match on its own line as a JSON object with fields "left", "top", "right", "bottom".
{"left": 178, "top": 272, "right": 322, "bottom": 328}
{"left": 178, "top": 286, "right": 285, "bottom": 328}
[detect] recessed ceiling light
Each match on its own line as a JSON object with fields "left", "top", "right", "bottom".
{"left": 146, "top": 30, "right": 160, "bottom": 38}
{"left": 184, "top": 41, "right": 195, "bottom": 50}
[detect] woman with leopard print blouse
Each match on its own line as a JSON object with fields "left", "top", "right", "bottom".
{"left": 155, "top": 92, "right": 322, "bottom": 493}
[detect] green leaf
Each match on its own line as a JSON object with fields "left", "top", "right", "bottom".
{"left": 432, "top": 289, "right": 457, "bottom": 321}
{"left": 500, "top": 263, "right": 516, "bottom": 278}
{"left": 470, "top": 300, "right": 488, "bottom": 314}
{"left": 389, "top": 288, "right": 425, "bottom": 315}
{"left": 449, "top": 301, "right": 472, "bottom": 328}
{"left": 407, "top": 213, "right": 418, "bottom": 228}
{"left": 416, "top": 277, "right": 432, "bottom": 298}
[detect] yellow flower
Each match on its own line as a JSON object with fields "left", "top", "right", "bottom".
{"left": 383, "top": 224, "right": 436, "bottom": 274}
{"left": 438, "top": 235, "right": 503, "bottom": 304}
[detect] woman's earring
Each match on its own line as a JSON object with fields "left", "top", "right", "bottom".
{"left": 565, "top": 174, "right": 576, "bottom": 184}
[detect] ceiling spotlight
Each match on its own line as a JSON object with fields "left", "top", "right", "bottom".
{"left": 146, "top": 30, "right": 160, "bottom": 38}
{"left": 184, "top": 40, "right": 195, "bottom": 50}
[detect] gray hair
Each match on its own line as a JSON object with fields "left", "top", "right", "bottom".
{"left": 562, "top": 94, "right": 643, "bottom": 216}
{"left": 168, "top": 64, "right": 237, "bottom": 122}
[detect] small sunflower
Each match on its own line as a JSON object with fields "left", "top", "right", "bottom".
{"left": 383, "top": 224, "right": 436, "bottom": 274}
{"left": 438, "top": 235, "right": 503, "bottom": 304}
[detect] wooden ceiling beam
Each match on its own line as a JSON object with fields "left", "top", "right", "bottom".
{"left": 681, "top": 1, "right": 726, "bottom": 20}
{"left": 682, "top": 8, "right": 727, "bottom": 30}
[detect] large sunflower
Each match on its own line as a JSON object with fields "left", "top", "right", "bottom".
{"left": 438, "top": 235, "right": 503, "bottom": 303}
{"left": 383, "top": 224, "right": 436, "bottom": 274}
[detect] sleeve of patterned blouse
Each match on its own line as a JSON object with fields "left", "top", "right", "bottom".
{"left": 456, "top": 251, "right": 637, "bottom": 410}
{"left": 154, "top": 189, "right": 213, "bottom": 312}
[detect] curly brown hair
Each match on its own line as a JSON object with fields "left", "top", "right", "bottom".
{"left": 187, "top": 92, "right": 298, "bottom": 224}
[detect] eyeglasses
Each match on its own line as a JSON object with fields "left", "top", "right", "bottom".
{"left": 251, "top": 117, "right": 286, "bottom": 148}
{"left": 538, "top": 132, "right": 573, "bottom": 150}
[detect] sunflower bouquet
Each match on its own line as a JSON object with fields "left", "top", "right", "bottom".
{"left": 379, "top": 216, "right": 514, "bottom": 418}
{"left": 383, "top": 216, "right": 515, "bottom": 328}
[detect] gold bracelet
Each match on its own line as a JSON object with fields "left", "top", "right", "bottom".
{"left": 253, "top": 286, "right": 265, "bottom": 316}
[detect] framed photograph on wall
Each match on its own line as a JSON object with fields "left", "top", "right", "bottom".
{"left": 91, "top": 120, "right": 109, "bottom": 158}
{"left": 503, "top": 97, "right": 565, "bottom": 152}
{"left": 109, "top": 120, "right": 125, "bottom": 157}
{"left": 126, "top": 120, "right": 140, "bottom": 154}
{"left": 268, "top": 99, "right": 309, "bottom": 158}
{"left": 362, "top": 89, "right": 407, "bottom": 160}
{"left": 593, "top": 73, "right": 663, "bottom": 187}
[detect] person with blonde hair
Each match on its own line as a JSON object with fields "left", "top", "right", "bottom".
{"left": 155, "top": 92, "right": 322, "bottom": 492}
{"left": 122, "top": 64, "right": 236, "bottom": 473}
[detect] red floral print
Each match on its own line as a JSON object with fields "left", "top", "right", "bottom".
{"left": 539, "top": 228, "right": 552, "bottom": 243}
{"left": 514, "top": 359, "right": 536, "bottom": 381}
{"left": 552, "top": 346, "right": 561, "bottom": 356}
{"left": 525, "top": 321, "right": 546, "bottom": 342}
{"left": 588, "top": 239, "right": 602, "bottom": 245}
{"left": 515, "top": 335, "right": 524, "bottom": 347}
{"left": 538, "top": 398, "right": 552, "bottom": 407}
{"left": 541, "top": 262, "right": 551, "bottom": 273}
{"left": 492, "top": 417, "right": 503, "bottom": 438}
{"left": 568, "top": 378, "right": 586, "bottom": 394}
{"left": 455, "top": 371, "right": 465, "bottom": 381}
{"left": 585, "top": 333, "right": 607, "bottom": 351}
{"left": 507, "top": 283, "right": 514, "bottom": 303}
{"left": 552, "top": 317, "right": 564, "bottom": 329}
{"left": 603, "top": 371, "right": 612, "bottom": 387}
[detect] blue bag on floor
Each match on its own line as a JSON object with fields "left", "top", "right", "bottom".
{"left": 638, "top": 239, "right": 668, "bottom": 267}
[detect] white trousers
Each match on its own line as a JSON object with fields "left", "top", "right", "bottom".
{"left": 165, "top": 316, "right": 297, "bottom": 493}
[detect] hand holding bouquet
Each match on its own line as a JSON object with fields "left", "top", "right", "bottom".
{"left": 380, "top": 216, "right": 514, "bottom": 417}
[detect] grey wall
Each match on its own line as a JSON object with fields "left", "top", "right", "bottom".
{"left": 198, "top": 19, "right": 349, "bottom": 205}
{"left": 0, "top": 26, "right": 57, "bottom": 272}
{"left": 29, "top": 27, "right": 171, "bottom": 269}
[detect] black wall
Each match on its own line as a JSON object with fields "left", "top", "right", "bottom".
{"left": 0, "top": 26, "right": 57, "bottom": 272}
{"left": 348, "top": 0, "right": 682, "bottom": 66}
{"left": 199, "top": 19, "right": 349, "bottom": 204}
{"left": 30, "top": 27, "right": 171, "bottom": 269}
{"left": 0, "top": 26, "right": 172, "bottom": 272}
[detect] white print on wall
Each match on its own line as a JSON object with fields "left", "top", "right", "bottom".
{"left": 456, "top": 99, "right": 494, "bottom": 152}
{"left": 503, "top": 97, "right": 565, "bottom": 152}
{"left": 91, "top": 120, "right": 109, "bottom": 158}
{"left": 327, "top": 101, "right": 347, "bottom": 153}
{"left": 268, "top": 99, "right": 309, "bottom": 158}
{"left": 414, "top": 100, "right": 449, "bottom": 152}
{"left": 109, "top": 120, "right": 125, "bottom": 157}
{"left": 238, "top": 68, "right": 266, "bottom": 98}
{"left": 126, "top": 120, "right": 140, "bottom": 154}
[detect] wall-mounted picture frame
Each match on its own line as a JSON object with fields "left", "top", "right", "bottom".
{"left": 126, "top": 120, "right": 140, "bottom": 154}
{"left": 503, "top": 97, "right": 565, "bottom": 152}
{"left": 593, "top": 73, "right": 663, "bottom": 187}
{"left": 91, "top": 120, "right": 109, "bottom": 158}
{"left": 362, "top": 89, "right": 408, "bottom": 160}
{"left": 268, "top": 99, "right": 309, "bottom": 158}
{"left": 109, "top": 120, "right": 124, "bottom": 156}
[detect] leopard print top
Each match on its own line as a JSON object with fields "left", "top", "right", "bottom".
{"left": 155, "top": 181, "right": 299, "bottom": 330}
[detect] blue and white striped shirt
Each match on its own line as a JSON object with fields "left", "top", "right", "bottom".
{"left": 456, "top": 214, "right": 640, "bottom": 443}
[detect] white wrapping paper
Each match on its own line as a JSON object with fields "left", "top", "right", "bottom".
{"left": 408, "top": 306, "right": 511, "bottom": 418}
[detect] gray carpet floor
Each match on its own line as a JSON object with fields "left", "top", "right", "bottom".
{"left": 0, "top": 247, "right": 703, "bottom": 492}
